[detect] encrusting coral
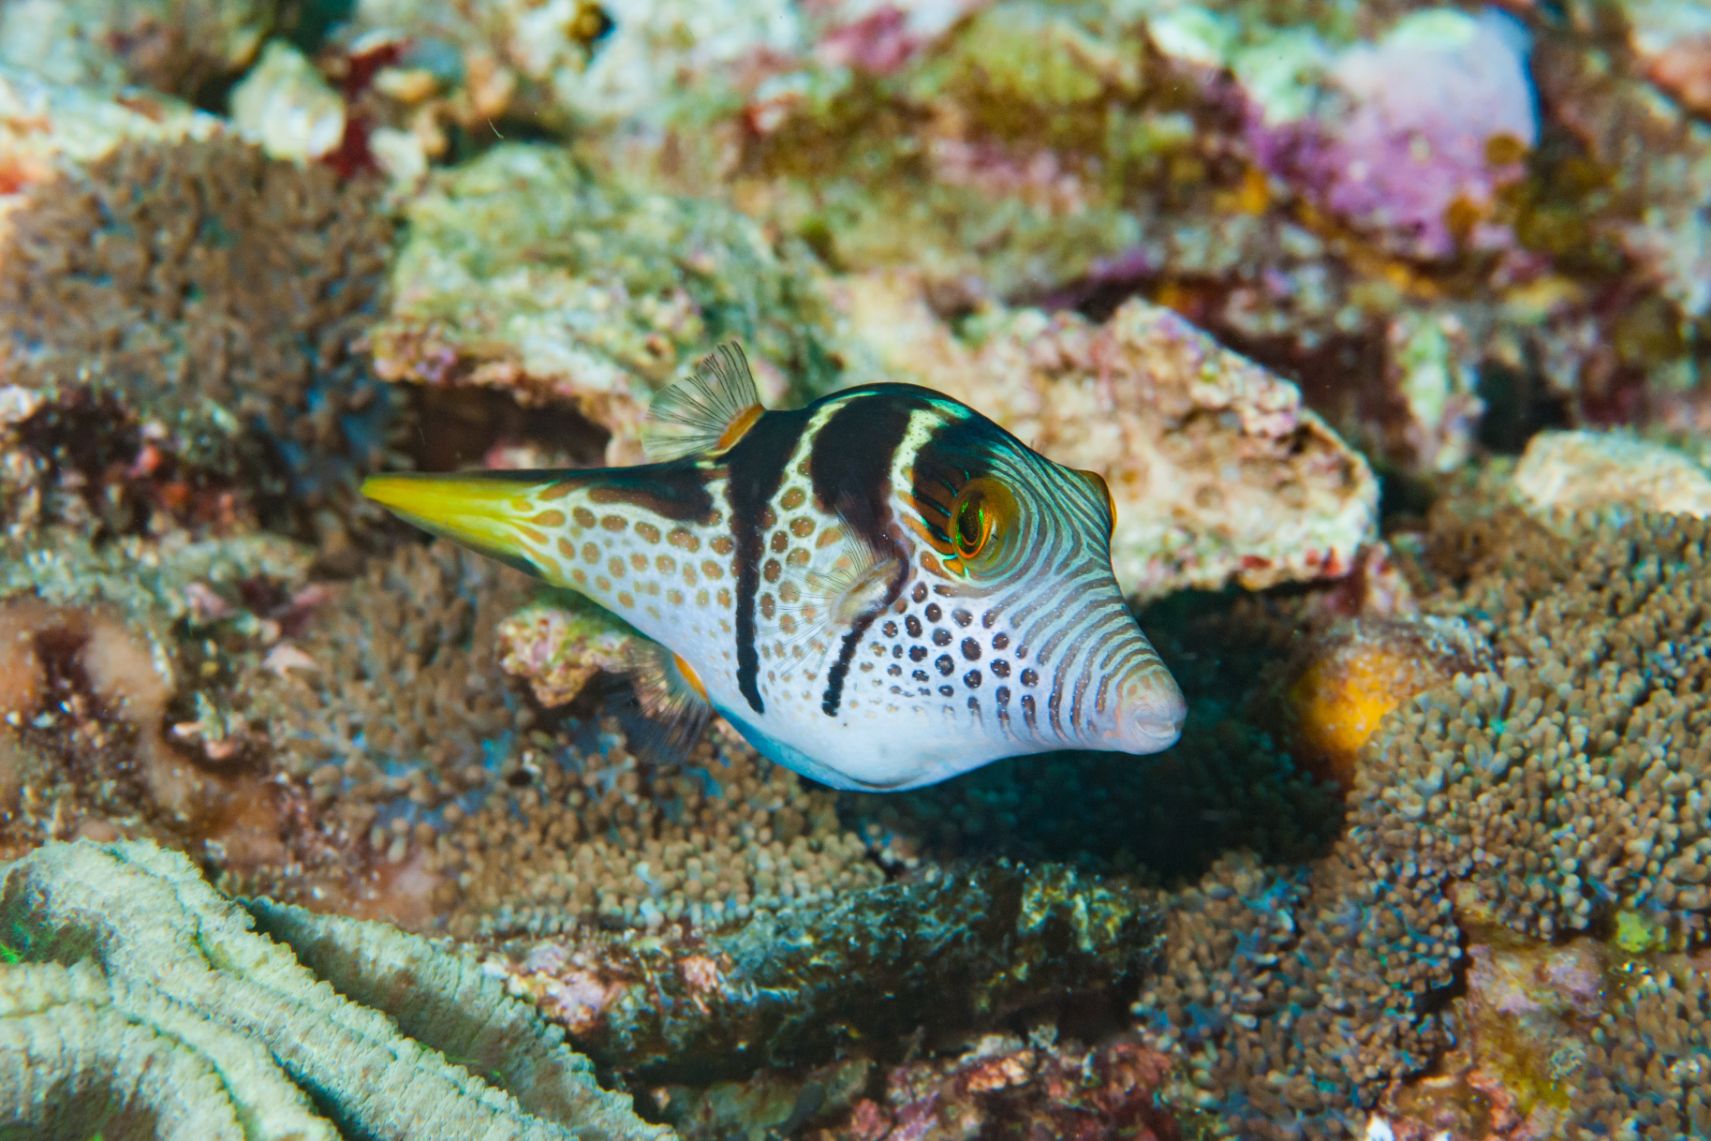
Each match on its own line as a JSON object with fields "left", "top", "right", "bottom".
{"left": 0, "top": 839, "right": 672, "bottom": 1141}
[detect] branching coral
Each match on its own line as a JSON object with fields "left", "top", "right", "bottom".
{"left": 0, "top": 131, "right": 394, "bottom": 520}
{"left": 0, "top": 839, "right": 672, "bottom": 1140}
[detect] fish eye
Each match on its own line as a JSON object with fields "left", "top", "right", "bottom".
{"left": 953, "top": 494, "right": 988, "bottom": 558}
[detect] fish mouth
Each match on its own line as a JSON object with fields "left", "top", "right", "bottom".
{"left": 1116, "top": 669, "right": 1187, "bottom": 754}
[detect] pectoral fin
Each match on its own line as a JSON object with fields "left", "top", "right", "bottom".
{"left": 781, "top": 528, "right": 904, "bottom": 654}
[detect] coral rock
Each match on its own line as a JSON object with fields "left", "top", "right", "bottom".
{"left": 229, "top": 40, "right": 347, "bottom": 162}
{"left": 0, "top": 839, "right": 673, "bottom": 1140}
{"left": 802, "top": 1034, "right": 1182, "bottom": 1141}
{"left": 498, "top": 595, "right": 637, "bottom": 707}
{"left": 367, "top": 145, "right": 842, "bottom": 463}
{"left": 842, "top": 272, "right": 1379, "bottom": 599}
{"left": 1511, "top": 428, "right": 1711, "bottom": 517}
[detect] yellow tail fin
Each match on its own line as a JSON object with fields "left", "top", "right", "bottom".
{"left": 361, "top": 471, "right": 560, "bottom": 577}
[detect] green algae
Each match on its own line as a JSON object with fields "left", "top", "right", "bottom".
{"left": 1613, "top": 908, "right": 1671, "bottom": 956}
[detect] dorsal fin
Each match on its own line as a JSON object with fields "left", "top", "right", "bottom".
{"left": 640, "top": 343, "right": 765, "bottom": 461}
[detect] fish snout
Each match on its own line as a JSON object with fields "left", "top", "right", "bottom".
{"left": 1114, "top": 666, "right": 1186, "bottom": 754}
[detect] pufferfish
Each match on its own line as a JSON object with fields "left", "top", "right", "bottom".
{"left": 362, "top": 345, "right": 1185, "bottom": 791}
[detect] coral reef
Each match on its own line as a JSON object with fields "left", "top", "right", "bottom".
{"left": 0, "top": 0, "right": 271, "bottom": 95}
{"left": 454, "top": 0, "right": 1707, "bottom": 478}
{"left": 1368, "top": 506, "right": 1711, "bottom": 943}
{"left": 1274, "top": 616, "right": 1490, "bottom": 787}
{"left": 840, "top": 273, "right": 1379, "bottom": 599}
{"left": 801, "top": 1033, "right": 1184, "bottom": 1141}
{"left": 0, "top": 528, "right": 313, "bottom": 864}
{"left": 0, "top": 839, "right": 670, "bottom": 1140}
{"left": 1577, "top": 954, "right": 1711, "bottom": 1138}
{"left": 3, "top": 1, "right": 1710, "bottom": 1135}
{"left": 497, "top": 593, "right": 636, "bottom": 707}
{"left": 240, "top": 541, "right": 533, "bottom": 924}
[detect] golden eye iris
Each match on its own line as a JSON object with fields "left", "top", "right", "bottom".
{"left": 954, "top": 494, "right": 988, "bottom": 558}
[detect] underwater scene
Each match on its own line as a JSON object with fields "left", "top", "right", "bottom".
{"left": 0, "top": 0, "right": 1708, "bottom": 1137}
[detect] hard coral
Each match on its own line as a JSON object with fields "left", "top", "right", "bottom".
{"left": 440, "top": 720, "right": 879, "bottom": 939}
{"left": 1578, "top": 955, "right": 1711, "bottom": 1137}
{"left": 496, "top": 862, "right": 1157, "bottom": 1084}
{"left": 0, "top": 0, "right": 271, "bottom": 95}
{"left": 0, "top": 839, "right": 671, "bottom": 1141}
{"left": 1369, "top": 507, "right": 1711, "bottom": 942}
{"left": 0, "top": 133, "right": 394, "bottom": 520}
{"left": 0, "top": 528, "right": 314, "bottom": 869}
{"left": 1135, "top": 843, "right": 1462, "bottom": 1137}
{"left": 242, "top": 541, "right": 532, "bottom": 925}
{"left": 804, "top": 1034, "right": 1182, "bottom": 1141}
